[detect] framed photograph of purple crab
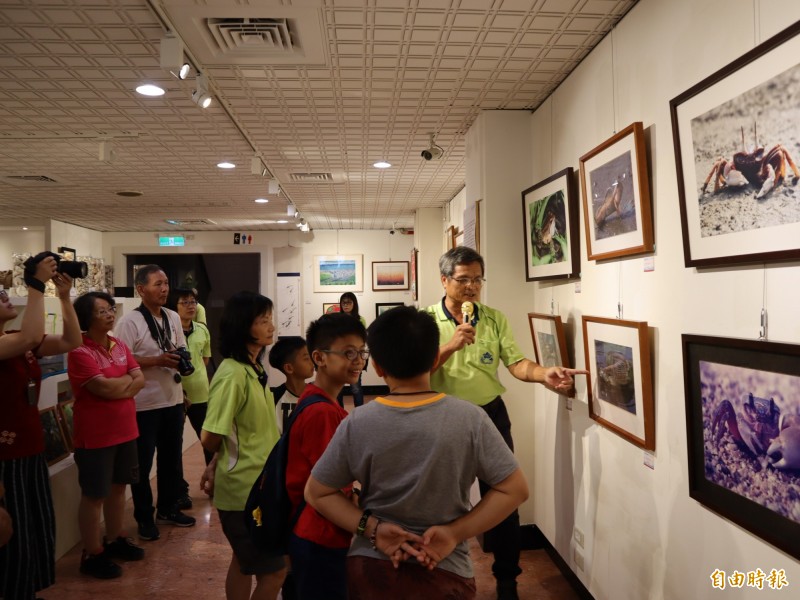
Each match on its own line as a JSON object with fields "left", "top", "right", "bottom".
{"left": 578, "top": 122, "right": 654, "bottom": 262}
{"left": 683, "top": 334, "right": 800, "bottom": 560}
{"left": 582, "top": 316, "right": 654, "bottom": 450}
{"left": 521, "top": 167, "right": 580, "bottom": 281}
{"left": 670, "top": 21, "right": 800, "bottom": 268}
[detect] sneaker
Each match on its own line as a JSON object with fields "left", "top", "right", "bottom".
{"left": 156, "top": 510, "right": 196, "bottom": 527}
{"left": 80, "top": 550, "right": 122, "bottom": 579}
{"left": 176, "top": 494, "right": 193, "bottom": 510}
{"left": 137, "top": 521, "right": 160, "bottom": 541}
{"left": 105, "top": 536, "right": 145, "bottom": 561}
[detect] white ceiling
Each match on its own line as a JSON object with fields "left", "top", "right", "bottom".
{"left": 0, "top": 0, "right": 637, "bottom": 232}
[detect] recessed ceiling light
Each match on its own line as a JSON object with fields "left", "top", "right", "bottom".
{"left": 136, "top": 84, "right": 165, "bottom": 97}
{"left": 217, "top": 162, "right": 235, "bottom": 169}
{"left": 22, "top": 227, "right": 28, "bottom": 231}
{"left": 254, "top": 198, "right": 269, "bottom": 204}
{"left": 277, "top": 220, "right": 288, "bottom": 224}
{"left": 373, "top": 161, "right": 391, "bottom": 169}
{"left": 116, "top": 190, "right": 143, "bottom": 197}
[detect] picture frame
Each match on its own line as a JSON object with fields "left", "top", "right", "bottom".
{"left": 38, "top": 353, "right": 66, "bottom": 379}
{"left": 313, "top": 255, "right": 363, "bottom": 293}
{"left": 376, "top": 302, "right": 404, "bottom": 316}
{"left": 528, "top": 312, "right": 574, "bottom": 398}
{"left": 39, "top": 406, "right": 70, "bottom": 466}
{"left": 371, "top": 261, "right": 410, "bottom": 291}
{"left": 582, "top": 315, "right": 654, "bottom": 450}
{"left": 57, "top": 378, "right": 73, "bottom": 404}
{"left": 410, "top": 248, "right": 418, "bottom": 301}
{"left": 57, "top": 399, "right": 75, "bottom": 451}
{"left": 521, "top": 167, "right": 580, "bottom": 281}
{"left": 670, "top": 22, "right": 800, "bottom": 268}
{"left": 322, "top": 302, "right": 341, "bottom": 314}
{"left": 57, "top": 246, "right": 76, "bottom": 262}
{"left": 579, "top": 122, "right": 654, "bottom": 261}
{"left": 682, "top": 333, "right": 800, "bottom": 560}
{"left": 446, "top": 226, "right": 458, "bottom": 250}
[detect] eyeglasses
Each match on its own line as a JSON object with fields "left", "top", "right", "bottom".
{"left": 321, "top": 348, "right": 370, "bottom": 362}
{"left": 178, "top": 300, "right": 198, "bottom": 306}
{"left": 449, "top": 277, "right": 486, "bottom": 287}
{"left": 95, "top": 306, "right": 118, "bottom": 317}
{"left": 340, "top": 300, "right": 354, "bottom": 305}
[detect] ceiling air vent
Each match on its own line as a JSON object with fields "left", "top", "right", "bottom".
{"left": 288, "top": 172, "right": 335, "bottom": 183}
{"left": 1, "top": 174, "right": 64, "bottom": 186}
{"left": 206, "top": 18, "right": 297, "bottom": 56}
{"left": 164, "top": 218, "right": 217, "bottom": 226}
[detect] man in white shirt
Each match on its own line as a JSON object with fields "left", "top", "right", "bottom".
{"left": 115, "top": 265, "right": 196, "bottom": 541}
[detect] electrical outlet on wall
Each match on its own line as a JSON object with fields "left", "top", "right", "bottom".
{"left": 574, "top": 548, "right": 585, "bottom": 571}
{"left": 573, "top": 528, "right": 584, "bottom": 548}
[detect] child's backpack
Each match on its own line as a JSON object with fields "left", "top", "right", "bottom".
{"left": 244, "top": 394, "right": 329, "bottom": 554}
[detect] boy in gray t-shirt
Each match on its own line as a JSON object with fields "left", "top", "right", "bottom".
{"left": 306, "top": 307, "right": 529, "bottom": 599}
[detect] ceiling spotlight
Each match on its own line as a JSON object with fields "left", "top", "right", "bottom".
{"left": 287, "top": 203, "right": 296, "bottom": 217}
{"left": 136, "top": 84, "right": 165, "bottom": 97}
{"left": 373, "top": 161, "right": 391, "bottom": 169}
{"left": 217, "top": 161, "right": 235, "bottom": 169}
{"left": 178, "top": 63, "right": 191, "bottom": 80}
{"left": 421, "top": 132, "right": 444, "bottom": 161}
{"left": 300, "top": 223, "right": 310, "bottom": 232}
{"left": 251, "top": 155, "right": 262, "bottom": 176}
{"left": 254, "top": 198, "right": 269, "bottom": 204}
{"left": 192, "top": 74, "right": 213, "bottom": 108}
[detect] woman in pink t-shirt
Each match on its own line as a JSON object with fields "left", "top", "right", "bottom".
{"left": 68, "top": 292, "right": 145, "bottom": 580}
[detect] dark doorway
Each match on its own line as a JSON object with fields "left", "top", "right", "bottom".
{"left": 125, "top": 253, "right": 261, "bottom": 368}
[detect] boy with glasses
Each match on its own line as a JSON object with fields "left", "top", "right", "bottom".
{"left": 285, "top": 313, "right": 367, "bottom": 599}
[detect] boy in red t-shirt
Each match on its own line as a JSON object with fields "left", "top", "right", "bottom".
{"left": 284, "top": 313, "right": 367, "bottom": 599}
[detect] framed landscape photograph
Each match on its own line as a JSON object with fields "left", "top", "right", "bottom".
{"left": 372, "top": 261, "right": 410, "bottom": 291}
{"left": 582, "top": 316, "right": 654, "bottom": 450}
{"left": 58, "top": 399, "right": 75, "bottom": 451}
{"left": 40, "top": 406, "right": 70, "bottom": 466}
{"left": 376, "top": 302, "right": 404, "bottom": 316}
{"left": 322, "top": 302, "right": 341, "bottom": 314}
{"left": 313, "top": 255, "right": 363, "bottom": 293}
{"left": 670, "top": 21, "right": 800, "bottom": 268}
{"left": 579, "top": 122, "right": 654, "bottom": 261}
{"left": 521, "top": 168, "right": 580, "bottom": 281}
{"left": 682, "top": 334, "right": 800, "bottom": 560}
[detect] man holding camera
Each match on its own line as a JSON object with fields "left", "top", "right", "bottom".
{"left": 115, "top": 265, "right": 196, "bottom": 541}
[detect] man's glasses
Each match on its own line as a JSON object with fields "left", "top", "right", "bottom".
{"left": 449, "top": 277, "right": 486, "bottom": 287}
{"left": 178, "top": 300, "right": 198, "bottom": 306}
{"left": 321, "top": 349, "right": 370, "bottom": 362}
{"left": 95, "top": 306, "right": 118, "bottom": 317}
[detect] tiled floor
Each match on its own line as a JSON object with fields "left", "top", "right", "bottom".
{"left": 44, "top": 398, "right": 580, "bottom": 600}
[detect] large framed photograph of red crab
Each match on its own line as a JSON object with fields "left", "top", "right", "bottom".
{"left": 521, "top": 167, "right": 580, "bottom": 281}
{"left": 582, "top": 316, "right": 654, "bottom": 450}
{"left": 670, "top": 21, "right": 800, "bottom": 268}
{"left": 578, "top": 122, "right": 654, "bottom": 262}
{"left": 683, "top": 334, "right": 800, "bottom": 560}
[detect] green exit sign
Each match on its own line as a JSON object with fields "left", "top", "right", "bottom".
{"left": 159, "top": 236, "right": 185, "bottom": 247}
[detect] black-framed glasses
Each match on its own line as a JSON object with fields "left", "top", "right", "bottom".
{"left": 449, "top": 276, "right": 486, "bottom": 287}
{"left": 178, "top": 300, "right": 198, "bottom": 306}
{"left": 321, "top": 348, "right": 370, "bottom": 362}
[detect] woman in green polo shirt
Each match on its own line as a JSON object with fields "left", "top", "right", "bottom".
{"left": 200, "top": 291, "right": 285, "bottom": 599}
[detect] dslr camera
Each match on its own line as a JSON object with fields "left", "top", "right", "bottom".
{"left": 172, "top": 347, "right": 195, "bottom": 377}
{"left": 23, "top": 251, "right": 88, "bottom": 280}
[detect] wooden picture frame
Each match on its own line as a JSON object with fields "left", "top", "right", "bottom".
{"left": 410, "top": 248, "right": 418, "bottom": 301}
{"left": 40, "top": 406, "right": 70, "bottom": 466}
{"left": 682, "top": 333, "right": 800, "bottom": 560}
{"left": 371, "top": 261, "right": 410, "bottom": 291}
{"left": 322, "top": 303, "right": 341, "bottom": 314}
{"left": 579, "top": 122, "right": 654, "bottom": 261}
{"left": 58, "top": 399, "right": 75, "bottom": 451}
{"left": 376, "top": 302, "right": 404, "bottom": 316}
{"left": 670, "top": 21, "right": 800, "bottom": 268}
{"left": 313, "top": 255, "right": 363, "bottom": 293}
{"left": 582, "top": 315, "right": 654, "bottom": 450}
{"left": 522, "top": 167, "right": 580, "bottom": 281}
{"left": 528, "top": 312, "right": 574, "bottom": 398}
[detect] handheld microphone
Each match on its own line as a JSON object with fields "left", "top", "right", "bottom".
{"left": 461, "top": 301, "right": 474, "bottom": 326}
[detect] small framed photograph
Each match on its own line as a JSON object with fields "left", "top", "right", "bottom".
{"left": 582, "top": 315, "right": 654, "bottom": 450}
{"left": 58, "top": 399, "right": 75, "bottom": 451}
{"left": 670, "top": 22, "right": 800, "bottom": 268}
{"left": 57, "top": 378, "right": 74, "bottom": 404}
{"left": 40, "top": 406, "right": 70, "bottom": 466}
{"left": 683, "top": 334, "right": 800, "bottom": 560}
{"left": 376, "top": 302, "right": 404, "bottom": 316}
{"left": 38, "top": 354, "right": 66, "bottom": 379}
{"left": 579, "top": 122, "right": 654, "bottom": 261}
{"left": 313, "top": 255, "right": 363, "bottom": 293}
{"left": 521, "top": 168, "right": 580, "bottom": 281}
{"left": 528, "top": 312, "right": 573, "bottom": 397}
{"left": 322, "top": 303, "right": 341, "bottom": 314}
{"left": 371, "top": 261, "right": 410, "bottom": 291}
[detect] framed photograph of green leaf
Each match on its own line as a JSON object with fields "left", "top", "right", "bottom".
{"left": 521, "top": 167, "right": 580, "bottom": 281}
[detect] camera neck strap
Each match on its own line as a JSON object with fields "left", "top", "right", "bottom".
{"left": 136, "top": 304, "right": 173, "bottom": 351}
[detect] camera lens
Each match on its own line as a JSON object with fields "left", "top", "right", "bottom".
{"left": 58, "top": 260, "right": 89, "bottom": 279}
{"left": 421, "top": 150, "right": 432, "bottom": 160}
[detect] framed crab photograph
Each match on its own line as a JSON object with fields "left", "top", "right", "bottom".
{"left": 528, "top": 312, "right": 574, "bottom": 398}
{"left": 521, "top": 168, "right": 580, "bottom": 281}
{"left": 582, "top": 316, "right": 654, "bottom": 450}
{"left": 671, "top": 21, "right": 800, "bottom": 268}
{"left": 578, "top": 122, "right": 654, "bottom": 262}
{"left": 683, "top": 334, "right": 800, "bottom": 560}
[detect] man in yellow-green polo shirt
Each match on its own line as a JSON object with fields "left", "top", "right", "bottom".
{"left": 424, "top": 246, "right": 585, "bottom": 600}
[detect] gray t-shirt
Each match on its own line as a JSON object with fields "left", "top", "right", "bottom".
{"left": 311, "top": 393, "right": 518, "bottom": 578}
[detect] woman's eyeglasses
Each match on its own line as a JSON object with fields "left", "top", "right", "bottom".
{"left": 94, "top": 306, "right": 118, "bottom": 317}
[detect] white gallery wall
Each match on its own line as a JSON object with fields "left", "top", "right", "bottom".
{"left": 464, "top": 0, "right": 800, "bottom": 598}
